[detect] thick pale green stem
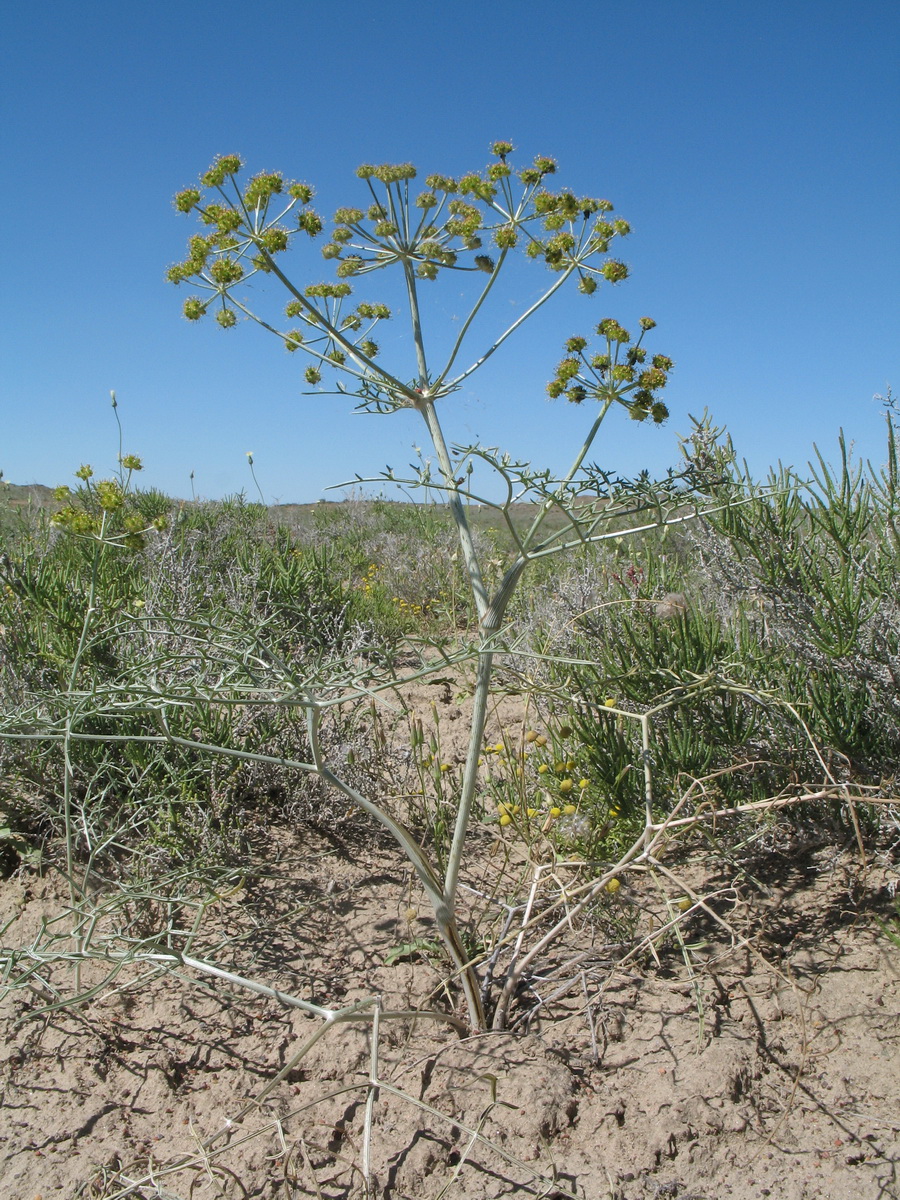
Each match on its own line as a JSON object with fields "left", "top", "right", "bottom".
{"left": 443, "top": 647, "right": 493, "bottom": 909}
{"left": 392, "top": 265, "right": 496, "bottom": 1027}
{"left": 402, "top": 259, "right": 430, "bottom": 387}
{"left": 402, "top": 258, "right": 489, "bottom": 615}
{"left": 415, "top": 387, "right": 496, "bottom": 929}
{"left": 418, "top": 399, "right": 490, "bottom": 620}
{"left": 307, "top": 701, "right": 485, "bottom": 1028}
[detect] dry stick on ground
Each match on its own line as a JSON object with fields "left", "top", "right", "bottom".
{"left": 453, "top": 792, "right": 829, "bottom": 1032}
{"left": 86, "top": 1007, "right": 583, "bottom": 1200}
{"left": 484, "top": 779, "right": 886, "bottom": 1030}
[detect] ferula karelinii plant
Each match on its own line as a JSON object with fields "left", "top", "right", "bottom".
{"left": 169, "top": 142, "right": 676, "bottom": 1030}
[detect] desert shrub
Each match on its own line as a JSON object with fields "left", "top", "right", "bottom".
{"left": 505, "top": 426, "right": 900, "bottom": 843}
{"left": 0, "top": 480, "right": 392, "bottom": 872}
{"left": 276, "top": 494, "right": 500, "bottom": 632}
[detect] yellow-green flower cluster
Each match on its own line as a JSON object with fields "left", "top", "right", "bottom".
{"left": 169, "top": 154, "right": 322, "bottom": 326}
{"left": 391, "top": 595, "right": 426, "bottom": 615}
{"left": 484, "top": 718, "right": 623, "bottom": 841}
{"left": 359, "top": 562, "right": 380, "bottom": 596}
{"left": 547, "top": 319, "right": 673, "bottom": 423}
{"left": 50, "top": 461, "right": 165, "bottom": 552}
{"left": 357, "top": 563, "right": 433, "bottom": 618}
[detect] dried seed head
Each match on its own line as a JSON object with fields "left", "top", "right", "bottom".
{"left": 655, "top": 592, "right": 688, "bottom": 619}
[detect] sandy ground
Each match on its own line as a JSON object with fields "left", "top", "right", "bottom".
{"left": 1, "top": 816, "right": 899, "bottom": 1200}
{"left": 2, "top": 672, "right": 899, "bottom": 1198}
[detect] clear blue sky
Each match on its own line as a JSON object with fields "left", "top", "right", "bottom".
{"left": 2, "top": 1, "right": 898, "bottom": 502}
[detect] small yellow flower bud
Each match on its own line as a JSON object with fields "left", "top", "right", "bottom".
{"left": 499, "top": 814, "right": 512, "bottom": 827}
{"left": 524, "top": 730, "right": 538, "bottom": 743}
{"left": 559, "top": 779, "right": 574, "bottom": 794}
{"left": 579, "top": 779, "right": 589, "bottom": 790}
{"left": 550, "top": 806, "right": 562, "bottom": 818}
{"left": 605, "top": 878, "right": 621, "bottom": 894}
{"left": 563, "top": 803, "right": 577, "bottom": 815}
{"left": 538, "top": 764, "right": 549, "bottom": 774}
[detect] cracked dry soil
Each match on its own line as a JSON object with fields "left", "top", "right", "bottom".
{"left": 1, "top": 816, "right": 899, "bottom": 1200}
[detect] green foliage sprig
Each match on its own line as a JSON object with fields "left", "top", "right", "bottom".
{"left": 547, "top": 317, "right": 673, "bottom": 423}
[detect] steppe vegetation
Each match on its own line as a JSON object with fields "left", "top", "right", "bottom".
{"left": 0, "top": 146, "right": 898, "bottom": 1198}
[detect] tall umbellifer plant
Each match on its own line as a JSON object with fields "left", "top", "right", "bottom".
{"left": 168, "top": 144, "right": 681, "bottom": 1029}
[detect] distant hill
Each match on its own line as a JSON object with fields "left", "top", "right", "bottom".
{"left": 2, "top": 483, "right": 58, "bottom": 510}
